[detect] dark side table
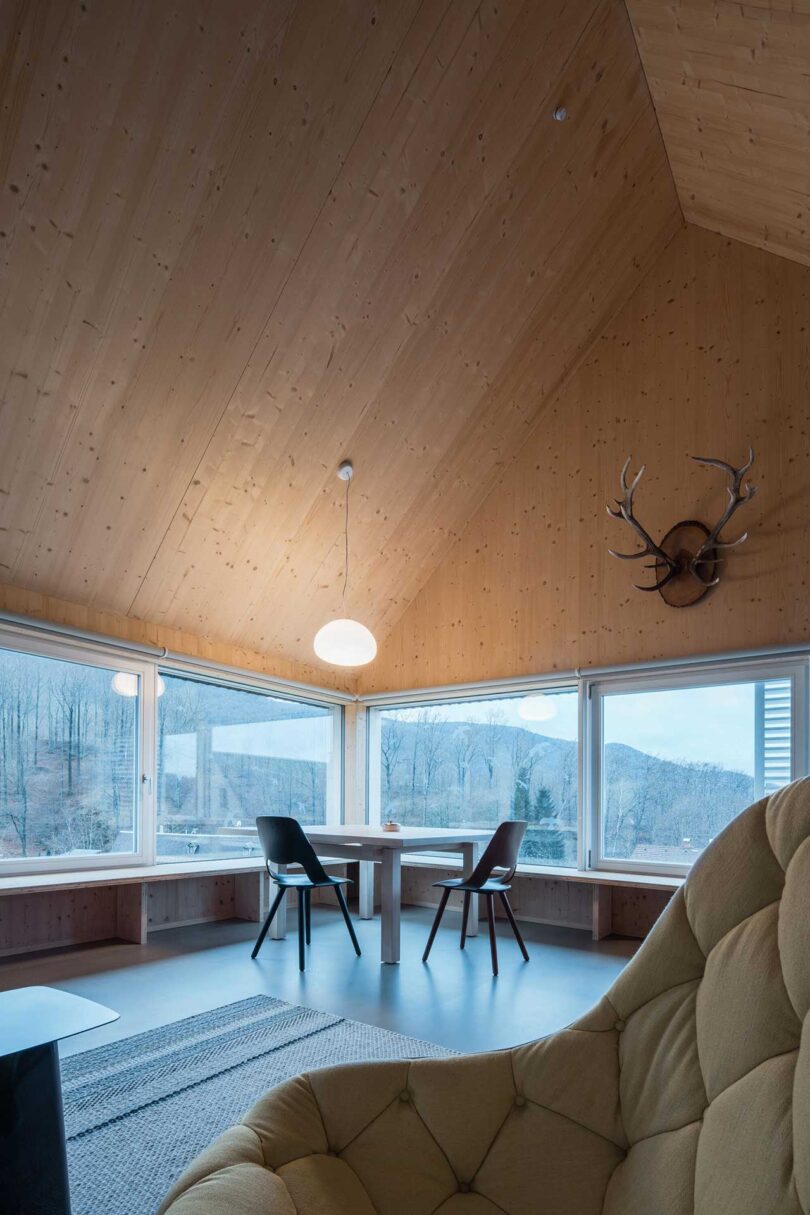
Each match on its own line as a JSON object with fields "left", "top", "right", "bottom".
{"left": 0, "top": 985, "right": 118, "bottom": 1215}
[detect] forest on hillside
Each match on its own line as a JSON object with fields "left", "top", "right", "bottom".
{"left": 0, "top": 655, "right": 331, "bottom": 862}
{"left": 378, "top": 711, "right": 755, "bottom": 866}
{"left": 0, "top": 646, "right": 757, "bottom": 867}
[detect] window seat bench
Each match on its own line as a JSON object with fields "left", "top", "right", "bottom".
{"left": 0, "top": 856, "right": 681, "bottom": 957}
{"left": 0, "top": 858, "right": 348, "bottom": 957}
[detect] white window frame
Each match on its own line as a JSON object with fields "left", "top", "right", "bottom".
{"left": 155, "top": 665, "right": 345, "bottom": 858}
{"left": 0, "top": 623, "right": 346, "bottom": 877}
{"left": 365, "top": 676, "right": 582, "bottom": 867}
{"left": 0, "top": 628, "right": 154, "bottom": 876}
{"left": 582, "top": 655, "right": 809, "bottom": 878}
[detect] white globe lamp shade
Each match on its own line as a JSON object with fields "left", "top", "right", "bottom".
{"left": 313, "top": 618, "right": 377, "bottom": 667}
{"left": 517, "top": 693, "right": 557, "bottom": 722}
{"left": 111, "top": 671, "right": 139, "bottom": 697}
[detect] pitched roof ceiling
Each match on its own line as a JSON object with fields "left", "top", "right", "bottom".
{"left": 0, "top": 0, "right": 680, "bottom": 671}
{"left": 627, "top": 0, "right": 810, "bottom": 268}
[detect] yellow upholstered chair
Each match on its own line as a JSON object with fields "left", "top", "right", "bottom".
{"left": 159, "top": 780, "right": 810, "bottom": 1215}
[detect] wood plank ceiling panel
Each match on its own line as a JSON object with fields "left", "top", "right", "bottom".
{"left": 626, "top": 0, "right": 810, "bottom": 267}
{"left": 0, "top": 0, "right": 681, "bottom": 669}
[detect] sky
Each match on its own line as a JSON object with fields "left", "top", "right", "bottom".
{"left": 383, "top": 682, "right": 768, "bottom": 776}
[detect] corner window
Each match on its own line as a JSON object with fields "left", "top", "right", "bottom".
{"left": 591, "top": 671, "right": 799, "bottom": 872}
{"left": 369, "top": 688, "right": 579, "bottom": 866}
{"left": 156, "top": 672, "right": 341, "bottom": 862}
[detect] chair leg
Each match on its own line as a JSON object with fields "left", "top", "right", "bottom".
{"left": 460, "top": 891, "right": 472, "bottom": 950}
{"left": 304, "top": 889, "right": 311, "bottom": 945}
{"left": 297, "top": 893, "right": 306, "bottom": 972}
{"left": 499, "top": 892, "right": 529, "bottom": 962}
{"left": 251, "top": 886, "right": 286, "bottom": 959}
{"left": 486, "top": 895, "right": 498, "bottom": 977}
{"left": 335, "top": 886, "right": 361, "bottom": 956}
{"left": 422, "top": 888, "right": 451, "bottom": 962}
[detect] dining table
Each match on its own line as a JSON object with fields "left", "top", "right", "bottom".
{"left": 267, "top": 824, "right": 494, "bottom": 963}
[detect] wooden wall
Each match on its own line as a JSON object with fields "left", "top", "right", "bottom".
{"left": 360, "top": 224, "right": 810, "bottom": 691}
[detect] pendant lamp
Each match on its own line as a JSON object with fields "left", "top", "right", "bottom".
{"left": 313, "top": 462, "right": 377, "bottom": 667}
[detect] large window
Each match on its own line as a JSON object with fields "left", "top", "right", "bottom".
{"left": 157, "top": 672, "right": 341, "bottom": 862}
{"left": 0, "top": 643, "right": 140, "bottom": 865}
{"left": 591, "top": 670, "right": 799, "bottom": 872}
{"left": 369, "top": 689, "right": 579, "bottom": 866}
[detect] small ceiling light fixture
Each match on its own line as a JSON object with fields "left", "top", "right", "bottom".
{"left": 313, "top": 461, "right": 377, "bottom": 667}
{"left": 112, "top": 672, "right": 166, "bottom": 697}
{"left": 517, "top": 693, "right": 557, "bottom": 722}
{"left": 553, "top": 105, "right": 568, "bottom": 122}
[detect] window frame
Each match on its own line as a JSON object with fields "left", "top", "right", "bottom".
{"left": 154, "top": 665, "right": 344, "bottom": 863}
{"left": 0, "top": 628, "right": 154, "bottom": 876}
{"left": 0, "top": 625, "right": 345, "bottom": 877}
{"left": 582, "top": 655, "right": 809, "bottom": 878}
{"left": 365, "top": 677, "right": 582, "bottom": 868}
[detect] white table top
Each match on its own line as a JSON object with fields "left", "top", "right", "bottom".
{"left": 304, "top": 825, "right": 493, "bottom": 850}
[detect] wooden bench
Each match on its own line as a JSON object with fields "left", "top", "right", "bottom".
{"left": 396, "top": 856, "right": 682, "bottom": 941}
{"left": 0, "top": 859, "right": 345, "bottom": 957}
{"left": 0, "top": 857, "right": 682, "bottom": 958}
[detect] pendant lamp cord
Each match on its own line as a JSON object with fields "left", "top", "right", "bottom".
{"left": 343, "top": 474, "right": 350, "bottom": 611}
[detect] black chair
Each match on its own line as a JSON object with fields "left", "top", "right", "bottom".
{"left": 422, "top": 820, "right": 529, "bottom": 976}
{"left": 251, "top": 816, "right": 361, "bottom": 971}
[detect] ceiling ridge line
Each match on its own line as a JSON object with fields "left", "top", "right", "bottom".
{"left": 621, "top": 0, "right": 685, "bottom": 229}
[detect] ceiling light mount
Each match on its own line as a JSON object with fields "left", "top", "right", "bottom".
{"left": 337, "top": 460, "right": 353, "bottom": 482}
{"left": 553, "top": 105, "right": 568, "bottom": 122}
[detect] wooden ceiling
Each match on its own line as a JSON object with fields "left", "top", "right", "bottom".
{"left": 627, "top": 0, "right": 810, "bottom": 268}
{"left": 0, "top": 0, "right": 680, "bottom": 672}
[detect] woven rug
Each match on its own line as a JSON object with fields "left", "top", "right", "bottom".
{"left": 62, "top": 995, "right": 451, "bottom": 1215}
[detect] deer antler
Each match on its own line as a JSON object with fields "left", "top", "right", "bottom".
{"left": 689, "top": 448, "right": 757, "bottom": 586}
{"left": 606, "top": 457, "right": 679, "bottom": 591}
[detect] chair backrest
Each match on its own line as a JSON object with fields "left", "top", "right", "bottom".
{"left": 466, "top": 819, "right": 527, "bottom": 886}
{"left": 255, "top": 815, "right": 330, "bottom": 884}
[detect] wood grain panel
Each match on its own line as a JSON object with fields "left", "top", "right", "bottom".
{"left": 0, "top": 885, "right": 118, "bottom": 955}
{"left": 361, "top": 224, "right": 810, "bottom": 691}
{"left": 0, "top": 581, "right": 350, "bottom": 690}
{"left": 626, "top": 0, "right": 810, "bottom": 266}
{"left": 0, "top": 0, "right": 680, "bottom": 671}
{"left": 147, "top": 875, "right": 236, "bottom": 930}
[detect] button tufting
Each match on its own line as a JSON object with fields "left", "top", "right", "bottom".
{"left": 458, "top": 1182, "right": 471, "bottom": 1193}
{"left": 615, "top": 1020, "right": 626, "bottom": 1032}
{"left": 514, "top": 1094, "right": 526, "bottom": 1107}
{"left": 399, "top": 1089, "right": 411, "bottom": 1102}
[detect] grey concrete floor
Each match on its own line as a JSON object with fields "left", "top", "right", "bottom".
{"left": 0, "top": 905, "right": 637, "bottom": 1057}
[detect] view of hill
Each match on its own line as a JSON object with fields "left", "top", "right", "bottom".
{"left": 378, "top": 714, "right": 755, "bottom": 866}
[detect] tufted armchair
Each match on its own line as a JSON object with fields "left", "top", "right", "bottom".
{"left": 159, "top": 781, "right": 810, "bottom": 1215}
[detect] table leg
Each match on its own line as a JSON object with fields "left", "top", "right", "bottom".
{"left": 358, "top": 860, "right": 375, "bottom": 920}
{"left": 0, "top": 1040, "right": 71, "bottom": 1215}
{"left": 270, "top": 863, "right": 287, "bottom": 939}
{"left": 380, "top": 850, "right": 402, "bottom": 964}
{"left": 461, "top": 842, "right": 481, "bottom": 936}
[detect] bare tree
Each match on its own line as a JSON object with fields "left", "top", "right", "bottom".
{"left": 481, "top": 707, "right": 505, "bottom": 785}
{"left": 451, "top": 726, "right": 477, "bottom": 814}
{"left": 380, "top": 720, "right": 405, "bottom": 802}
{"left": 415, "top": 708, "right": 444, "bottom": 825}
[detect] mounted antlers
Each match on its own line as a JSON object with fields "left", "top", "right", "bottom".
{"left": 606, "top": 459, "right": 679, "bottom": 592}
{"left": 607, "top": 449, "right": 757, "bottom": 605}
{"left": 689, "top": 448, "right": 757, "bottom": 586}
